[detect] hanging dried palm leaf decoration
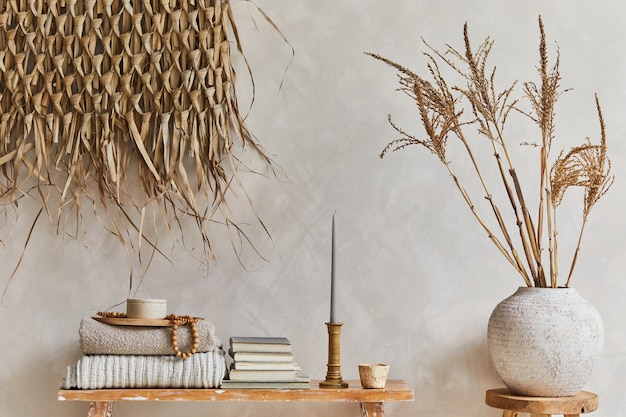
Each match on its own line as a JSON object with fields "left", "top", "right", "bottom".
{"left": 0, "top": 0, "right": 281, "bottom": 279}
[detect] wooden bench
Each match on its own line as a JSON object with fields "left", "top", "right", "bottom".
{"left": 58, "top": 379, "right": 414, "bottom": 417}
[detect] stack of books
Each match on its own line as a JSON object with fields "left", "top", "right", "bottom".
{"left": 221, "top": 336, "right": 310, "bottom": 389}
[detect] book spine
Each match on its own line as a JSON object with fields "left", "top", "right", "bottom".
{"left": 230, "top": 351, "right": 294, "bottom": 362}
{"left": 233, "top": 362, "right": 299, "bottom": 371}
{"left": 231, "top": 343, "right": 291, "bottom": 353}
{"left": 228, "top": 370, "right": 299, "bottom": 381}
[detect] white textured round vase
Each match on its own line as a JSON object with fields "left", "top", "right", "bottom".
{"left": 487, "top": 287, "right": 603, "bottom": 397}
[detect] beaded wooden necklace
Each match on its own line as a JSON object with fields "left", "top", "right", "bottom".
{"left": 165, "top": 314, "right": 200, "bottom": 359}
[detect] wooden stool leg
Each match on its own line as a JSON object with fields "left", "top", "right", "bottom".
{"left": 501, "top": 409, "right": 581, "bottom": 417}
{"left": 88, "top": 401, "right": 113, "bottom": 417}
{"left": 360, "top": 402, "right": 385, "bottom": 417}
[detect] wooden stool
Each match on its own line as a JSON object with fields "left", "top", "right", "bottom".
{"left": 486, "top": 388, "right": 598, "bottom": 417}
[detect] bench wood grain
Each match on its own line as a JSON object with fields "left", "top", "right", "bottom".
{"left": 59, "top": 379, "right": 414, "bottom": 417}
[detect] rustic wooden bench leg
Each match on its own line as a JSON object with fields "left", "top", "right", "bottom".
{"left": 360, "top": 402, "right": 384, "bottom": 417}
{"left": 88, "top": 401, "right": 113, "bottom": 417}
{"left": 502, "top": 411, "right": 517, "bottom": 417}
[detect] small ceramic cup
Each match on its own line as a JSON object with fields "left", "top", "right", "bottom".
{"left": 358, "top": 363, "right": 389, "bottom": 389}
{"left": 126, "top": 298, "right": 167, "bottom": 319}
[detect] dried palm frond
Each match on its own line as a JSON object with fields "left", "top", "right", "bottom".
{"left": 368, "top": 16, "right": 614, "bottom": 288}
{"left": 0, "top": 0, "right": 281, "bottom": 285}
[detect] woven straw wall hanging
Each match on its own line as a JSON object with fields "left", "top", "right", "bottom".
{"left": 0, "top": 0, "right": 278, "bottom": 279}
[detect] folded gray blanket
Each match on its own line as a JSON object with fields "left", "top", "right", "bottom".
{"left": 80, "top": 317, "right": 221, "bottom": 355}
{"left": 62, "top": 350, "right": 226, "bottom": 389}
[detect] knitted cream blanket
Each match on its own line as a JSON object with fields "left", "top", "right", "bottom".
{"left": 79, "top": 317, "right": 221, "bottom": 355}
{"left": 62, "top": 350, "right": 226, "bottom": 389}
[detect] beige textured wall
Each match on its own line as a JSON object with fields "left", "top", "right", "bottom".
{"left": 2, "top": 1, "right": 626, "bottom": 416}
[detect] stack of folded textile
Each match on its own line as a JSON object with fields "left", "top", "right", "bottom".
{"left": 62, "top": 317, "right": 226, "bottom": 389}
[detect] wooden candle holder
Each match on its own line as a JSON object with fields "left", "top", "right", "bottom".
{"left": 319, "top": 322, "right": 349, "bottom": 388}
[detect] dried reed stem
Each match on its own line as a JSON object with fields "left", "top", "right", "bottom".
{"left": 368, "top": 16, "right": 613, "bottom": 288}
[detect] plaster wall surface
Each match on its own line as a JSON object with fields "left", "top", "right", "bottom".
{"left": 1, "top": 1, "right": 625, "bottom": 416}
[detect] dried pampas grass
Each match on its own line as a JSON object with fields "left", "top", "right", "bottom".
{"left": 368, "top": 16, "right": 614, "bottom": 288}
{"left": 0, "top": 0, "right": 283, "bottom": 287}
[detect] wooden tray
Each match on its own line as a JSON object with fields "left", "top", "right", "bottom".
{"left": 92, "top": 316, "right": 203, "bottom": 327}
